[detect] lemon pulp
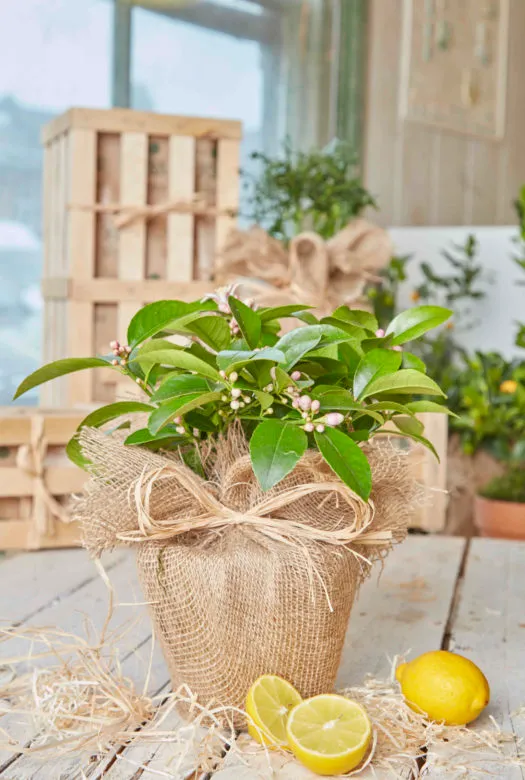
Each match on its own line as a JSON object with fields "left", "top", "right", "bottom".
{"left": 245, "top": 675, "right": 302, "bottom": 746}
{"left": 286, "top": 694, "right": 372, "bottom": 776}
{"left": 396, "top": 650, "right": 490, "bottom": 726}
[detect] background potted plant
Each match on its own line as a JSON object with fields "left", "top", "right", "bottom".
{"left": 475, "top": 464, "right": 525, "bottom": 539}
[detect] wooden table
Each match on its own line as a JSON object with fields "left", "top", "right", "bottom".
{"left": 0, "top": 536, "right": 523, "bottom": 779}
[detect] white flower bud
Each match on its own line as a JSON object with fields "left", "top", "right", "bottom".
{"left": 304, "top": 422, "right": 314, "bottom": 432}
{"left": 109, "top": 340, "right": 119, "bottom": 350}
{"left": 242, "top": 395, "right": 250, "bottom": 403}
{"left": 325, "top": 412, "right": 344, "bottom": 427}
{"left": 174, "top": 416, "right": 182, "bottom": 424}
{"left": 176, "top": 425, "right": 185, "bottom": 435}
{"left": 239, "top": 401, "right": 246, "bottom": 408}
{"left": 266, "top": 407, "right": 274, "bottom": 415}
{"left": 292, "top": 398, "right": 300, "bottom": 409}
{"left": 135, "top": 378, "right": 142, "bottom": 385}
{"left": 301, "top": 411, "right": 309, "bottom": 419}
{"left": 229, "top": 371, "right": 238, "bottom": 383}
{"left": 291, "top": 370, "right": 301, "bottom": 381}
{"left": 193, "top": 429, "right": 200, "bottom": 437}
{"left": 230, "top": 400, "right": 240, "bottom": 410}
{"left": 311, "top": 399, "right": 320, "bottom": 413}
{"left": 231, "top": 387, "right": 242, "bottom": 398}
{"left": 219, "top": 370, "right": 226, "bottom": 379}
{"left": 221, "top": 395, "right": 228, "bottom": 402}
{"left": 111, "top": 359, "right": 119, "bottom": 366}
{"left": 298, "top": 395, "right": 312, "bottom": 411}
{"left": 316, "top": 424, "right": 325, "bottom": 433}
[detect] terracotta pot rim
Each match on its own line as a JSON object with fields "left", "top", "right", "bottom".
{"left": 475, "top": 494, "right": 525, "bottom": 510}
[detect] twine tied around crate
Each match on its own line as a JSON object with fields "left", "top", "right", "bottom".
{"left": 16, "top": 415, "right": 71, "bottom": 546}
{"left": 70, "top": 194, "right": 236, "bottom": 230}
{"left": 215, "top": 219, "right": 393, "bottom": 316}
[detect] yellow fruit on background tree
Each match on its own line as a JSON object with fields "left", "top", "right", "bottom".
{"left": 396, "top": 650, "right": 490, "bottom": 726}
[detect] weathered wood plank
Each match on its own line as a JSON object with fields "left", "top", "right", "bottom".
{"left": 425, "top": 538, "right": 525, "bottom": 779}
{"left": 216, "top": 536, "right": 465, "bottom": 779}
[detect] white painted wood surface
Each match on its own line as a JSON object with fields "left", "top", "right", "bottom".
{"left": 0, "top": 537, "right": 523, "bottom": 778}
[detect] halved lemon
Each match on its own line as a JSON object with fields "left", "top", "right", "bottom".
{"left": 245, "top": 675, "right": 302, "bottom": 747}
{"left": 286, "top": 694, "right": 372, "bottom": 776}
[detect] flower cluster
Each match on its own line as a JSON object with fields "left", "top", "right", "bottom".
{"left": 109, "top": 340, "right": 131, "bottom": 367}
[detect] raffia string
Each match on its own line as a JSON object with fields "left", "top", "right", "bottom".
{"left": 69, "top": 194, "right": 236, "bottom": 230}
{"left": 16, "top": 415, "right": 71, "bottom": 546}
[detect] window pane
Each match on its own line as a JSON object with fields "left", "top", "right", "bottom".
{"left": 0, "top": 0, "right": 111, "bottom": 404}
{"left": 130, "top": 5, "right": 269, "bottom": 217}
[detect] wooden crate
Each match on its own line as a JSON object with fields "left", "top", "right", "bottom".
{"left": 41, "top": 107, "right": 241, "bottom": 407}
{"left": 0, "top": 409, "right": 87, "bottom": 550}
{"left": 384, "top": 413, "right": 449, "bottom": 532}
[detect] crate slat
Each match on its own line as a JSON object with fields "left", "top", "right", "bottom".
{"left": 168, "top": 135, "right": 196, "bottom": 281}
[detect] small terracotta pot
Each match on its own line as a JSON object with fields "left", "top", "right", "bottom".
{"left": 474, "top": 495, "right": 525, "bottom": 539}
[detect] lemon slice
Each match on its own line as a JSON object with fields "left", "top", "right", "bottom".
{"left": 245, "top": 675, "right": 302, "bottom": 746}
{"left": 286, "top": 694, "right": 372, "bottom": 776}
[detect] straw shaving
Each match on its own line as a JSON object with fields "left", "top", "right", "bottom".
{"left": 1, "top": 625, "right": 524, "bottom": 778}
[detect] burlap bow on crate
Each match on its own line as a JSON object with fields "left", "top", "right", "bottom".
{"left": 215, "top": 219, "right": 393, "bottom": 315}
{"left": 75, "top": 426, "right": 421, "bottom": 724}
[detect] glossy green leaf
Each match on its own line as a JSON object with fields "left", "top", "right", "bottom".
{"left": 216, "top": 347, "right": 285, "bottom": 371}
{"left": 135, "top": 348, "right": 221, "bottom": 381}
{"left": 14, "top": 357, "right": 111, "bottom": 400}
{"left": 185, "top": 315, "right": 231, "bottom": 352}
{"left": 250, "top": 421, "right": 307, "bottom": 491}
{"left": 392, "top": 415, "right": 424, "bottom": 437}
{"left": 253, "top": 390, "right": 274, "bottom": 411}
{"left": 66, "top": 401, "right": 153, "bottom": 468}
{"left": 353, "top": 349, "right": 402, "bottom": 400}
{"left": 360, "top": 369, "right": 446, "bottom": 399}
{"left": 259, "top": 304, "right": 313, "bottom": 322}
{"left": 127, "top": 300, "right": 211, "bottom": 346}
{"left": 389, "top": 421, "right": 439, "bottom": 460}
{"left": 365, "top": 401, "right": 416, "bottom": 416}
{"left": 148, "top": 391, "right": 222, "bottom": 433}
{"left": 151, "top": 375, "right": 210, "bottom": 403}
{"left": 386, "top": 305, "right": 452, "bottom": 345}
{"left": 330, "top": 307, "right": 378, "bottom": 333}
{"left": 228, "top": 296, "right": 262, "bottom": 349}
{"left": 312, "top": 388, "right": 361, "bottom": 412}
{"left": 402, "top": 351, "right": 427, "bottom": 373}
{"left": 314, "top": 428, "right": 372, "bottom": 500}
{"left": 405, "top": 400, "right": 457, "bottom": 416}
{"left": 124, "top": 427, "right": 182, "bottom": 446}
{"left": 274, "top": 326, "right": 322, "bottom": 370}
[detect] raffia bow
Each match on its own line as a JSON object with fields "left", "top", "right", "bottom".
{"left": 215, "top": 219, "right": 393, "bottom": 315}
{"left": 16, "top": 415, "right": 72, "bottom": 547}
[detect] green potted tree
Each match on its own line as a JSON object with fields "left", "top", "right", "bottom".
{"left": 476, "top": 464, "right": 525, "bottom": 539}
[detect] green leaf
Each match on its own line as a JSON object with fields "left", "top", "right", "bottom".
{"left": 405, "top": 400, "right": 457, "bottom": 416}
{"left": 392, "top": 415, "right": 424, "bottom": 437}
{"left": 389, "top": 421, "right": 439, "bottom": 460}
{"left": 386, "top": 305, "right": 452, "bottom": 345}
{"left": 320, "top": 317, "right": 368, "bottom": 341}
{"left": 66, "top": 401, "right": 153, "bottom": 468}
{"left": 14, "top": 357, "right": 111, "bottom": 400}
{"left": 353, "top": 349, "right": 403, "bottom": 400}
{"left": 402, "top": 351, "right": 427, "bottom": 373}
{"left": 216, "top": 347, "right": 285, "bottom": 371}
{"left": 127, "top": 300, "right": 211, "bottom": 346}
{"left": 365, "top": 401, "right": 416, "bottom": 416}
{"left": 312, "top": 388, "right": 362, "bottom": 412}
{"left": 124, "top": 427, "right": 181, "bottom": 446}
{"left": 185, "top": 315, "right": 231, "bottom": 352}
{"left": 274, "top": 327, "right": 322, "bottom": 370}
{"left": 135, "top": 348, "right": 221, "bottom": 381}
{"left": 148, "top": 391, "right": 222, "bottom": 433}
{"left": 250, "top": 421, "right": 307, "bottom": 491}
{"left": 253, "top": 390, "right": 274, "bottom": 411}
{"left": 360, "top": 369, "right": 446, "bottom": 399}
{"left": 228, "top": 297, "right": 262, "bottom": 349}
{"left": 314, "top": 428, "right": 372, "bottom": 500}
{"left": 331, "top": 307, "right": 378, "bottom": 332}
{"left": 259, "top": 304, "right": 313, "bottom": 322}
{"left": 151, "top": 375, "right": 210, "bottom": 403}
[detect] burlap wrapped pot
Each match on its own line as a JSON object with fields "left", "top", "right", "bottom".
{"left": 76, "top": 427, "right": 421, "bottom": 724}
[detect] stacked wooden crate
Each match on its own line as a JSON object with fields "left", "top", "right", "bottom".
{"left": 41, "top": 107, "right": 241, "bottom": 407}
{"left": 0, "top": 408, "right": 86, "bottom": 550}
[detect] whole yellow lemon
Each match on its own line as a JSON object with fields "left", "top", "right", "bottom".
{"left": 396, "top": 650, "right": 490, "bottom": 726}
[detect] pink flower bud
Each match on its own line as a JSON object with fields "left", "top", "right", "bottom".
{"left": 174, "top": 416, "right": 182, "bottom": 424}
{"left": 392, "top": 345, "right": 403, "bottom": 352}
{"left": 109, "top": 340, "right": 119, "bottom": 350}
{"left": 375, "top": 328, "right": 385, "bottom": 338}
{"left": 325, "top": 412, "right": 344, "bottom": 427}
{"left": 193, "top": 429, "right": 200, "bottom": 437}
{"left": 301, "top": 411, "right": 309, "bottom": 419}
{"left": 219, "top": 302, "right": 230, "bottom": 314}
{"left": 219, "top": 370, "right": 226, "bottom": 379}
{"left": 311, "top": 399, "right": 320, "bottom": 413}
{"left": 292, "top": 398, "right": 300, "bottom": 409}
{"left": 304, "top": 422, "right": 315, "bottom": 432}
{"left": 111, "top": 359, "right": 118, "bottom": 366}
{"left": 316, "top": 424, "right": 325, "bottom": 433}
{"left": 125, "top": 345, "right": 132, "bottom": 354}
{"left": 298, "top": 395, "right": 312, "bottom": 411}
{"left": 291, "top": 370, "right": 301, "bottom": 381}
